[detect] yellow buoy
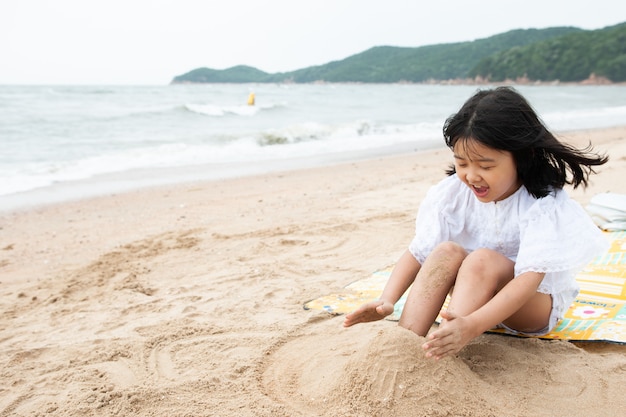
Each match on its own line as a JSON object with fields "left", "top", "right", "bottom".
{"left": 247, "top": 92, "right": 255, "bottom": 106}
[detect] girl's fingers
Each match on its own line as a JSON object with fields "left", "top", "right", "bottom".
{"left": 423, "top": 331, "right": 458, "bottom": 358}
{"left": 424, "top": 342, "right": 457, "bottom": 359}
{"left": 344, "top": 300, "right": 387, "bottom": 327}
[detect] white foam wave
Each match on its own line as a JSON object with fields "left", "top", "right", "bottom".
{"left": 543, "top": 105, "right": 626, "bottom": 130}
{"left": 0, "top": 120, "right": 440, "bottom": 197}
{"left": 184, "top": 100, "right": 286, "bottom": 117}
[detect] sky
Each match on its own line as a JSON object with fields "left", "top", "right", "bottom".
{"left": 1, "top": 0, "right": 625, "bottom": 85}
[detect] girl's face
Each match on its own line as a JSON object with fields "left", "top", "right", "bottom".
{"left": 453, "top": 138, "right": 522, "bottom": 203}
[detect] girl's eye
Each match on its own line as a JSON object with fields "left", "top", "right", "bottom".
{"left": 480, "top": 166, "right": 494, "bottom": 170}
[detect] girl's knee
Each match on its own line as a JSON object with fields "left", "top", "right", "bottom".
{"left": 465, "top": 247, "right": 499, "bottom": 264}
{"left": 460, "top": 248, "right": 514, "bottom": 283}
{"left": 431, "top": 241, "right": 467, "bottom": 262}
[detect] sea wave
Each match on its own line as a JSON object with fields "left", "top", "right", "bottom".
{"left": 3, "top": 84, "right": 625, "bottom": 202}
{"left": 45, "top": 87, "right": 119, "bottom": 95}
{"left": 183, "top": 101, "right": 284, "bottom": 117}
{"left": 0, "top": 120, "right": 441, "bottom": 197}
{"left": 543, "top": 105, "right": 626, "bottom": 130}
{"left": 255, "top": 120, "right": 390, "bottom": 146}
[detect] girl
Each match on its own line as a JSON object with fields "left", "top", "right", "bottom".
{"left": 344, "top": 87, "right": 609, "bottom": 360}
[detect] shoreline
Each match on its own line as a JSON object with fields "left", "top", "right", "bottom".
{"left": 0, "top": 138, "right": 443, "bottom": 214}
{"left": 1, "top": 124, "right": 625, "bottom": 416}
{"left": 2, "top": 124, "right": 624, "bottom": 215}
{"left": 172, "top": 76, "right": 626, "bottom": 86}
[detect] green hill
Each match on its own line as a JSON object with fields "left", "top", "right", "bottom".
{"left": 469, "top": 22, "right": 626, "bottom": 82}
{"left": 171, "top": 23, "right": 625, "bottom": 84}
{"left": 174, "top": 65, "right": 270, "bottom": 83}
{"left": 265, "top": 27, "right": 580, "bottom": 83}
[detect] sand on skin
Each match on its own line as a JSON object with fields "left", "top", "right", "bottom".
{"left": 1, "top": 126, "right": 625, "bottom": 416}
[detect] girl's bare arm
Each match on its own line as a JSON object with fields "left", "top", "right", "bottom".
{"left": 344, "top": 250, "right": 421, "bottom": 327}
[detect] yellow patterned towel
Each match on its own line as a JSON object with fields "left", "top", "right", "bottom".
{"left": 304, "top": 231, "right": 626, "bottom": 344}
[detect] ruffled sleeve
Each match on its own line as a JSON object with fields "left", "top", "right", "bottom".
{"left": 515, "top": 189, "right": 609, "bottom": 280}
{"left": 408, "top": 175, "right": 469, "bottom": 264}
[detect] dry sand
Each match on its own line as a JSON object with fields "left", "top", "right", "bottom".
{"left": 1, "top": 126, "right": 625, "bottom": 416}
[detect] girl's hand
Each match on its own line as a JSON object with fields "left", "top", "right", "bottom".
{"left": 421, "top": 311, "right": 477, "bottom": 360}
{"left": 343, "top": 300, "right": 394, "bottom": 327}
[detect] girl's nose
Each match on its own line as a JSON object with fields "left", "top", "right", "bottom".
{"left": 466, "top": 168, "right": 482, "bottom": 183}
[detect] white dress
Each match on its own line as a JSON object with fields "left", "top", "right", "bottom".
{"left": 408, "top": 174, "right": 608, "bottom": 333}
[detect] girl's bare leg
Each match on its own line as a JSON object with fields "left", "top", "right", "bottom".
{"left": 445, "top": 248, "right": 551, "bottom": 332}
{"left": 398, "top": 242, "right": 467, "bottom": 336}
{"left": 445, "top": 248, "right": 515, "bottom": 317}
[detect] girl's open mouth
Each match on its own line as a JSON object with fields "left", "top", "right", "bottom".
{"left": 472, "top": 185, "right": 489, "bottom": 198}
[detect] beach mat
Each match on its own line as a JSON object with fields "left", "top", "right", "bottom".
{"left": 304, "top": 231, "right": 626, "bottom": 344}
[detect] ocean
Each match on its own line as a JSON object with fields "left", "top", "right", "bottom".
{"left": 2, "top": 83, "right": 626, "bottom": 211}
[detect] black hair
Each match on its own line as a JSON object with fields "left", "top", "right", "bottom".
{"left": 443, "top": 86, "right": 608, "bottom": 198}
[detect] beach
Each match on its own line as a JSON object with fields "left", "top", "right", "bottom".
{"left": 1, "top": 125, "right": 625, "bottom": 416}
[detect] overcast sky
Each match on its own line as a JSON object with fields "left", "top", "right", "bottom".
{"left": 1, "top": 0, "right": 625, "bottom": 85}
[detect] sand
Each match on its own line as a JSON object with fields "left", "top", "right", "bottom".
{"left": 1, "top": 126, "right": 625, "bottom": 417}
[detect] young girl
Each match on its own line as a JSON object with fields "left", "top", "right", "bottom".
{"left": 344, "top": 86, "right": 609, "bottom": 360}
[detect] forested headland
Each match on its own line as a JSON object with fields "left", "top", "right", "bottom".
{"left": 171, "top": 22, "right": 626, "bottom": 84}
